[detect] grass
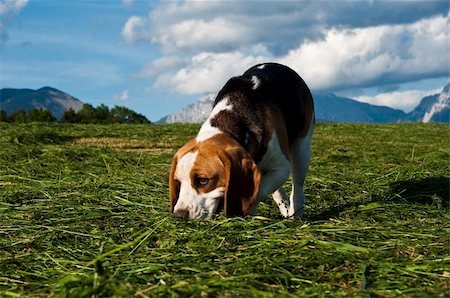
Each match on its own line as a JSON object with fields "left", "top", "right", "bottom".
{"left": 0, "top": 122, "right": 449, "bottom": 297}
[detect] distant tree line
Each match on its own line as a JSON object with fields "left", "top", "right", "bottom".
{"left": 0, "top": 108, "right": 55, "bottom": 123}
{"left": 0, "top": 104, "right": 151, "bottom": 124}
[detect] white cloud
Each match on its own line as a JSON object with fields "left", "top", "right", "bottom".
{"left": 281, "top": 14, "right": 449, "bottom": 91}
{"left": 154, "top": 17, "right": 251, "bottom": 52}
{"left": 125, "top": 2, "right": 324, "bottom": 53}
{"left": 122, "top": 16, "right": 147, "bottom": 44}
{"left": 113, "top": 90, "right": 129, "bottom": 102}
{"left": 0, "top": 0, "right": 28, "bottom": 15}
{"left": 146, "top": 14, "right": 449, "bottom": 98}
{"left": 122, "top": 0, "right": 133, "bottom": 7}
{"left": 124, "top": 1, "right": 447, "bottom": 54}
{"left": 136, "top": 56, "right": 183, "bottom": 78}
{"left": 0, "top": 0, "right": 28, "bottom": 46}
{"left": 154, "top": 52, "right": 267, "bottom": 95}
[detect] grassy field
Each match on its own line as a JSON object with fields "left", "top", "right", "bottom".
{"left": 0, "top": 122, "right": 448, "bottom": 297}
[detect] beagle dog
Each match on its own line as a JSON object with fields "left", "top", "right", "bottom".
{"left": 169, "top": 63, "right": 314, "bottom": 220}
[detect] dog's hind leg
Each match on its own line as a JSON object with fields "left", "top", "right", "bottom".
{"left": 288, "top": 122, "right": 314, "bottom": 219}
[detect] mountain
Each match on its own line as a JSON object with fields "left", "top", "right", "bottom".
{"left": 407, "top": 83, "right": 449, "bottom": 123}
{"left": 0, "top": 87, "right": 84, "bottom": 119}
{"left": 313, "top": 93, "right": 406, "bottom": 123}
{"left": 157, "top": 93, "right": 216, "bottom": 124}
{"left": 158, "top": 92, "right": 407, "bottom": 124}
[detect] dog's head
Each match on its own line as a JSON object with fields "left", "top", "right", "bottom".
{"left": 169, "top": 134, "right": 261, "bottom": 220}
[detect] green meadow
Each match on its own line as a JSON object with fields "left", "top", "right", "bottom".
{"left": 0, "top": 123, "right": 448, "bottom": 297}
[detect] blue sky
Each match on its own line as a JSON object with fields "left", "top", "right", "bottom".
{"left": 0, "top": 0, "right": 449, "bottom": 121}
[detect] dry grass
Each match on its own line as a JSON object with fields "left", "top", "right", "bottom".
{"left": 72, "top": 137, "right": 171, "bottom": 154}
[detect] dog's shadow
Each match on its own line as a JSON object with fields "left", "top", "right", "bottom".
{"left": 305, "top": 176, "right": 449, "bottom": 221}
{"left": 390, "top": 176, "right": 449, "bottom": 206}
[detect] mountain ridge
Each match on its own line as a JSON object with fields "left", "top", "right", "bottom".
{"left": 159, "top": 83, "right": 449, "bottom": 124}
{"left": 157, "top": 94, "right": 216, "bottom": 124}
{"left": 313, "top": 92, "right": 406, "bottom": 123}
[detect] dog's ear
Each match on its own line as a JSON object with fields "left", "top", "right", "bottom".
{"left": 169, "top": 153, "right": 180, "bottom": 212}
{"left": 169, "top": 139, "right": 197, "bottom": 212}
{"left": 220, "top": 148, "right": 261, "bottom": 217}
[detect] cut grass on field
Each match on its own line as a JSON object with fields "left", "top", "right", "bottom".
{"left": 0, "top": 122, "right": 449, "bottom": 297}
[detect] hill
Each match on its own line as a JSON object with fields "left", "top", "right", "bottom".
{"left": 0, "top": 87, "right": 84, "bottom": 119}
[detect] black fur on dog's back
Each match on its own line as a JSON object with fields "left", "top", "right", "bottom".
{"left": 211, "top": 63, "right": 314, "bottom": 162}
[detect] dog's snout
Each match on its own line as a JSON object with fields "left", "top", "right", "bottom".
{"left": 173, "top": 208, "right": 190, "bottom": 220}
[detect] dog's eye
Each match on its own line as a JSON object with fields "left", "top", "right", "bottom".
{"left": 195, "top": 177, "right": 209, "bottom": 188}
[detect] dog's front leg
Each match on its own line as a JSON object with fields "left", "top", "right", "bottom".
{"left": 248, "top": 167, "right": 290, "bottom": 215}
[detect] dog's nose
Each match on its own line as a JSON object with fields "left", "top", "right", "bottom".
{"left": 173, "top": 209, "right": 190, "bottom": 220}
